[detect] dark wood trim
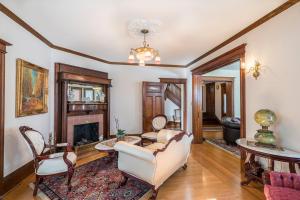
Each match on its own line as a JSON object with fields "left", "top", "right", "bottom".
{"left": 159, "top": 78, "right": 187, "bottom": 131}
{"left": 159, "top": 78, "right": 187, "bottom": 84}
{"left": 0, "top": 3, "right": 53, "bottom": 47}
{"left": 2, "top": 1, "right": 298, "bottom": 68}
{"left": 201, "top": 76, "right": 235, "bottom": 82}
{"left": 186, "top": 0, "right": 300, "bottom": 67}
{"left": 54, "top": 63, "right": 111, "bottom": 143}
{"left": 192, "top": 44, "right": 246, "bottom": 74}
{"left": 0, "top": 38, "right": 11, "bottom": 195}
{"left": 1, "top": 161, "right": 34, "bottom": 195}
{"left": 0, "top": 3, "right": 184, "bottom": 68}
{"left": 192, "top": 44, "right": 246, "bottom": 144}
{"left": 60, "top": 73, "right": 111, "bottom": 85}
{"left": 202, "top": 76, "right": 235, "bottom": 117}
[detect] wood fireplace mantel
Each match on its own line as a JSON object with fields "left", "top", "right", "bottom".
{"left": 54, "top": 63, "right": 111, "bottom": 144}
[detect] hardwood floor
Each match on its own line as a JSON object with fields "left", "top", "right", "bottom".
{"left": 3, "top": 143, "right": 264, "bottom": 200}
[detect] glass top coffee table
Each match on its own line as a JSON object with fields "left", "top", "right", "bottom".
{"left": 95, "top": 136, "right": 141, "bottom": 153}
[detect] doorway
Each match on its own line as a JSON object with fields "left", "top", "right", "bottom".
{"left": 192, "top": 44, "right": 246, "bottom": 144}
{"left": 142, "top": 78, "right": 187, "bottom": 132}
{"left": 201, "top": 63, "right": 240, "bottom": 156}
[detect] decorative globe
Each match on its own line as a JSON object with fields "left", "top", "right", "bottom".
{"left": 254, "top": 109, "right": 277, "bottom": 128}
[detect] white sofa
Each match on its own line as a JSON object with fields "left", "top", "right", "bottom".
{"left": 114, "top": 129, "right": 193, "bottom": 198}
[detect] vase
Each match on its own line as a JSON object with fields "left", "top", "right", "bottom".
{"left": 254, "top": 130, "right": 276, "bottom": 145}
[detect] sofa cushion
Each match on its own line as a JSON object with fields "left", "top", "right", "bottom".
{"left": 264, "top": 185, "right": 300, "bottom": 200}
{"left": 157, "top": 129, "right": 181, "bottom": 144}
{"left": 141, "top": 132, "right": 158, "bottom": 140}
{"left": 144, "top": 143, "right": 165, "bottom": 152}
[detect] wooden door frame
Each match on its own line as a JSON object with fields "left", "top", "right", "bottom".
{"left": 159, "top": 78, "right": 187, "bottom": 131}
{"left": 0, "top": 39, "right": 12, "bottom": 194}
{"left": 201, "top": 76, "right": 235, "bottom": 118}
{"left": 191, "top": 44, "right": 246, "bottom": 143}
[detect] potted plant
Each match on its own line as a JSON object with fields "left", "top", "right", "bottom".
{"left": 115, "top": 117, "right": 126, "bottom": 141}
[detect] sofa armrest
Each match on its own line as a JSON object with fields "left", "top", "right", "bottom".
{"left": 114, "top": 141, "right": 155, "bottom": 163}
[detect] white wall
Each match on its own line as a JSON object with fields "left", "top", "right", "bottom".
{"left": 204, "top": 61, "right": 241, "bottom": 119}
{"left": 1, "top": 12, "right": 186, "bottom": 176}
{"left": 51, "top": 50, "right": 186, "bottom": 134}
{"left": 0, "top": 12, "right": 51, "bottom": 176}
{"left": 187, "top": 3, "right": 300, "bottom": 152}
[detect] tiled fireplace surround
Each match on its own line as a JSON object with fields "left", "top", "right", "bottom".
{"left": 67, "top": 114, "right": 104, "bottom": 146}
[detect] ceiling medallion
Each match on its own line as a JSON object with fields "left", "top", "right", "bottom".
{"left": 128, "top": 29, "right": 160, "bottom": 66}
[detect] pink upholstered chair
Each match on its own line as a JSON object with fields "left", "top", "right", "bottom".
{"left": 19, "top": 126, "right": 77, "bottom": 196}
{"left": 264, "top": 171, "right": 300, "bottom": 200}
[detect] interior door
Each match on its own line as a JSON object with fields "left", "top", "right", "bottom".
{"left": 205, "top": 82, "right": 215, "bottom": 119}
{"left": 142, "top": 82, "right": 165, "bottom": 132}
{"left": 221, "top": 82, "right": 233, "bottom": 117}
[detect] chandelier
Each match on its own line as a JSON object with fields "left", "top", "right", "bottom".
{"left": 128, "top": 29, "right": 161, "bottom": 66}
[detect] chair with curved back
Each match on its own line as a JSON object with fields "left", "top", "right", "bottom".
{"left": 19, "top": 126, "right": 77, "bottom": 196}
{"left": 141, "top": 114, "right": 168, "bottom": 145}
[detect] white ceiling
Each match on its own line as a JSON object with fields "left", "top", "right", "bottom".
{"left": 1, "top": 0, "right": 287, "bottom": 65}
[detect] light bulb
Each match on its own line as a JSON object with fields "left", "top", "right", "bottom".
{"left": 145, "top": 51, "right": 152, "bottom": 60}
{"left": 155, "top": 56, "right": 161, "bottom": 64}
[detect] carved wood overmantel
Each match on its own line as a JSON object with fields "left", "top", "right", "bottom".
{"left": 54, "top": 63, "right": 111, "bottom": 144}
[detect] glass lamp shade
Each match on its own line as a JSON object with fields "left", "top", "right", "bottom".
{"left": 139, "top": 60, "right": 145, "bottom": 67}
{"left": 155, "top": 56, "right": 161, "bottom": 64}
{"left": 135, "top": 47, "right": 156, "bottom": 62}
{"left": 128, "top": 54, "right": 135, "bottom": 63}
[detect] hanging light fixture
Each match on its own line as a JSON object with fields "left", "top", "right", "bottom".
{"left": 128, "top": 29, "right": 161, "bottom": 66}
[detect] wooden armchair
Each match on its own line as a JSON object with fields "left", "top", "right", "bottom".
{"left": 19, "top": 126, "right": 77, "bottom": 196}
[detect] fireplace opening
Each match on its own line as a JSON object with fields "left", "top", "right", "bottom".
{"left": 74, "top": 122, "right": 99, "bottom": 146}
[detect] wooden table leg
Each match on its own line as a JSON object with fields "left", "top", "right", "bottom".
{"left": 289, "top": 162, "right": 296, "bottom": 173}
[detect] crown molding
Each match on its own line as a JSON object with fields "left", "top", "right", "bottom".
{"left": 0, "top": 3, "right": 184, "bottom": 68}
{"left": 1, "top": 1, "right": 299, "bottom": 68}
{"left": 186, "top": 0, "right": 300, "bottom": 67}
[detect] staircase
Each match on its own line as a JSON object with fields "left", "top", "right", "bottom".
{"left": 165, "top": 83, "right": 181, "bottom": 108}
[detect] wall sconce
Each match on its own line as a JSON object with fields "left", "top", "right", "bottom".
{"left": 249, "top": 61, "right": 261, "bottom": 80}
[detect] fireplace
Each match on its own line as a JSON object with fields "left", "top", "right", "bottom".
{"left": 73, "top": 122, "right": 99, "bottom": 146}
{"left": 67, "top": 114, "right": 104, "bottom": 146}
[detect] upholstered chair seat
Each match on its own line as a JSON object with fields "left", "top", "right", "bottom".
{"left": 141, "top": 114, "right": 168, "bottom": 145}
{"left": 19, "top": 126, "right": 77, "bottom": 196}
{"left": 37, "top": 152, "right": 77, "bottom": 175}
{"left": 264, "top": 171, "right": 300, "bottom": 200}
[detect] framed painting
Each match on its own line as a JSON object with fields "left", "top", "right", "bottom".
{"left": 16, "top": 59, "right": 48, "bottom": 117}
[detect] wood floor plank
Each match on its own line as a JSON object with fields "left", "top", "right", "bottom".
{"left": 3, "top": 143, "right": 264, "bottom": 200}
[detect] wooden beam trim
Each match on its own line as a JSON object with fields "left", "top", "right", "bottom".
{"left": 0, "top": 3, "right": 184, "bottom": 68}
{"left": 159, "top": 78, "right": 187, "bottom": 84}
{"left": 186, "top": 0, "right": 300, "bottom": 67}
{"left": 1, "top": 1, "right": 299, "bottom": 68}
{"left": 192, "top": 44, "right": 246, "bottom": 75}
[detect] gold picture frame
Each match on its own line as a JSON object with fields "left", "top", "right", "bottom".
{"left": 16, "top": 59, "right": 48, "bottom": 117}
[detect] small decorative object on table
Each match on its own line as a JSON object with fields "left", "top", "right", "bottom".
{"left": 115, "top": 117, "right": 126, "bottom": 141}
{"left": 254, "top": 109, "right": 277, "bottom": 147}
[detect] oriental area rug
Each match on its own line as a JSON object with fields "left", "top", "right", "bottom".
{"left": 31, "top": 157, "right": 151, "bottom": 200}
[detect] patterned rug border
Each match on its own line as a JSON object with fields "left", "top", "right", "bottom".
{"left": 29, "top": 183, "right": 152, "bottom": 200}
